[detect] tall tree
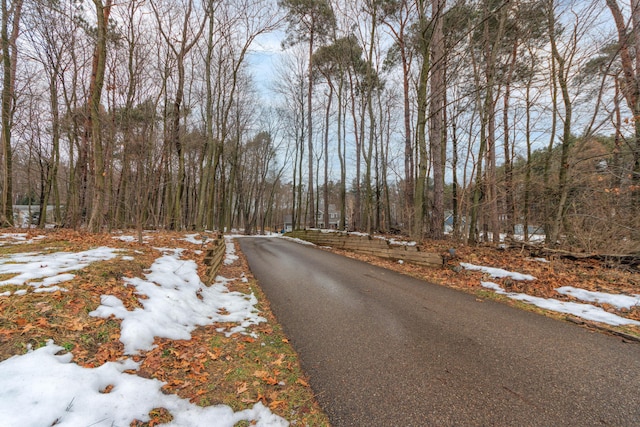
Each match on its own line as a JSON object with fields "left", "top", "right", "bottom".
{"left": 429, "top": 0, "right": 445, "bottom": 239}
{"left": 413, "top": 0, "right": 431, "bottom": 240}
{"left": 0, "top": 0, "right": 22, "bottom": 226}
{"left": 379, "top": 0, "right": 416, "bottom": 234}
{"left": 313, "top": 35, "right": 364, "bottom": 231}
{"left": 606, "top": 0, "right": 640, "bottom": 198}
{"left": 86, "top": 0, "right": 113, "bottom": 232}
{"left": 468, "top": 0, "right": 508, "bottom": 244}
{"left": 150, "top": 0, "right": 207, "bottom": 230}
{"left": 280, "top": 0, "right": 335, "bottom": 228}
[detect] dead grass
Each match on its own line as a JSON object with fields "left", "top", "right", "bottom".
{"left": 0, "top": 229, "right": 329, "bottom": 426}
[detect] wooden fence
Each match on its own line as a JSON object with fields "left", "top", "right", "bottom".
{"left": 203, "top": 236, "right": 226, "bottom": 283}
{"left": 287, "top": 230, "right": 442, "bottom": 268}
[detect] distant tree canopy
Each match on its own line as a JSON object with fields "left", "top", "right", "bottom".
{"left": 0, "top": 0, "right": 637, "bottom": 253}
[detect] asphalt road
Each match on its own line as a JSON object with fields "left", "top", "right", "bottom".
{"left": 239, "top": 237, "right": 640, "bottom": 426}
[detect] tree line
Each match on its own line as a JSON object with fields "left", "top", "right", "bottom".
{"left": 0, "top": 0, "right": 638, "bottom": 253}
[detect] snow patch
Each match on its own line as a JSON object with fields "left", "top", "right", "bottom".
{"left": 481, "top": 282, "right": 640, "bottom": 327}
{"left": 90, "top": 249, "right": 265, "bottom": 355}
{"left": 0, "top": 341, "right": 288, "bottom": 427}
{"left": 556, "top": 286, "right": 640, "bottom": 310}
{"left": 460, "top": 262, "right": 536, "bottom": 281}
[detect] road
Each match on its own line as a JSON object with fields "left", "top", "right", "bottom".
{"left": 239, "top": 237, "right": 640, "bottom": 426}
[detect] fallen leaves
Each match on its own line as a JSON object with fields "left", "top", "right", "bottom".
{"left": 332, "top": 237, "right": 640, "bottom": 328}
{"left": 0, "top": 230, "right": 330, "bottom": 426}
{"left": 236, "top": 382, "right": 248, "bottom": 395}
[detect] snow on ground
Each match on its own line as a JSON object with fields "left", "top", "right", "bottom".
{"left": 90, "top": 248, "right": 265, "bottom": 354}
{"left": 224, "top": 236, "right": 240, "bottom": 265}
{"left": 113, "top": 234, "right": 139, "bottom": 242}
{"left": 482, "top": 281, "right": 640, "bottom": 327}
{"left": 316, "top": 229, "right": 418, "bottom": 247}
{"left": 0, "top": 247, "right": 120, "bottom": 294}
{"left": 0, "top": 236, "right": 287, "bottom": 427}
{"left": 467, "top": 263, "right": 640, "bottom": 327}
{"left": 460, "top": 262, "right": 536, "bottom": 281}
{"left": 556, "top": 286, "right": 640, "bottom": 310}
{"left": 0, "top": 233, "right": 46, "bottom": 246}
{"left": 279, "top": 235, "right": 316, "bottom": 246}
{"left": 0, "top": 341, "right": 286, "bottom": 427}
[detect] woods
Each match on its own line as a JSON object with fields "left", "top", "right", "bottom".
{"left": 0, "top": 0, "right": 638, "bottom": 254}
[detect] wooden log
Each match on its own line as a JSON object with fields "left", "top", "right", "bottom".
{"left": 204, "top": 238, "right": 226, "bottom": 284}
{"left": 285, "top": 230, "right": 443, "bottom": 268}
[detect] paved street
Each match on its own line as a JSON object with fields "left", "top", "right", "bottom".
{"left": 240, "top": 237, "right": 640, "bottom": 426}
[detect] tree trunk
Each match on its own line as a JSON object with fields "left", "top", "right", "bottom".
{"left": 323, "top": 83, "right": 333, "bottom": 229}
{"left": 0, "top": 0, "right": 22, "bottom": 227}
{"left": 606, "top": 0, "right": 640, "bottom": 201}
{"left": 307, "top": 34, "right": 316, "bottom": 228}
{"left": 429, "top": 0, "right": 446, "bottom": 240}
{"left": 87, "top": 0, "right": 112, "bottom": 232}
{"left": 414, "top": 0, "right": 430, "bottom": 241}
{"left": 548, "top": 4, "right": 573, "bottom": 245}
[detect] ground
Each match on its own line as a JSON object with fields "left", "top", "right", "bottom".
{"left": 325, "top": 237, "right": 640, "bottom": 341}
{"left": 0, "top": 229, "right": 328, "bottom": 426}
{"left": 1, "top": 229, "right": 638, "bottom": 426}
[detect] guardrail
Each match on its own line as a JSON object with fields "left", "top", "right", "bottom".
{"left": 287, "top": 230, "right": 443, "bottom": 268}
{"left": 203, "top": 236, "right": 226, "bottom": 283}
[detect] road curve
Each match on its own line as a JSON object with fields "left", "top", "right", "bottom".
{"left": 239, "top": 237, "right": 640, "bottom": 426}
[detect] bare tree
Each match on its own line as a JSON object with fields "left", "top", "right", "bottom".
{"left": 150, "top": 0, "right": 207, "bottom": 230}
{"left": 606, "top": 0, "right": 640, "bottom": 201}
{"left": 280, "top": 0, "right": 335, "bottom": 228}
{"left": 1, "top": 0, "right": 23, "bottom": 226}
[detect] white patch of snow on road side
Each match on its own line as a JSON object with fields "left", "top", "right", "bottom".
{"left": 0, "top": 248, "right": 120, "bottom": 294}
{"left": 461, "top": 263, "right": 536, "bottom": 281}
{"left": 280, "top": 236, "right": 316, "bottom": 246}
{"left": 224, "top": 237, "right": 240, "bottom": 265}
{"left": 481, "top": 282, "right": 640, "bottom": 327}
{"left": 480, "top": 281, "right": 505, "bottom": 293}
{"left": 183, "top": 233, "right": 214, "bottom": 245}
{"left": 90, "top": 249, "right": 265, "bottom": 355}
{"left": 388, "top": 238, "right": 417, "bottom": 246}
{"left": 0, "top": 341, "right": 288, "bottom": 427}
{"left": 556, "top": 287, "right": 640, "bottom": 310}
{"left": 526, "top": 257, "right": 550, "bottom": 263}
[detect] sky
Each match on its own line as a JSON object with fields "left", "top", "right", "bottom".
{"left": 0, "top": 231, "right": 639, "bottom": 425}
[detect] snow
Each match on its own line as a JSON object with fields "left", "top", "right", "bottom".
{"left": 280, "top": 235, "right": 316, "bottom": 246}
{"left": 0, "top": 341, "right": 287, "bottom": 427}
{"left": 528, "top": 257, "right": 550, "bottom": 263}
{"left": 460, "top": 262, "right": 536, "bottom": 281}
{"left": 481, "top": 282, "right": 640, "bottom": 327}
{"left": 0, "top": 247, "right": 120, "bottom": 295}
{"left": 0, "top": 233, "right": 46, "bottom": 246}
{"left": 113, "top": 235, "right": 138, "bottom": 242}
{"left": 90, "top": 248, "right": 266, "bottom": 354}
{"left": 556, "top": 286, "right": 640, "bottom": 310}
{"left": 224, "top": 236, "right": 240, "bottom": 265}
{"left": 0, "top": 237, "right": 288, "bottom": 426}
{"left": 183, "top": 233, "right": 205, "bottom": 245}
{"left": 468, "top": 261, "right": 640, "bottom": 326}
{"left": 316, "top": 229, "right": 418, "bottom": 247}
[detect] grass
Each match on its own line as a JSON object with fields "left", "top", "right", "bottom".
{"left": 0, "top": 229, "right": 330, "bottom": 426}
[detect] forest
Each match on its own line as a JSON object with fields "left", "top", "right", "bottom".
{"left": 0, "top": 0, "right": 638, "bottom": 254}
